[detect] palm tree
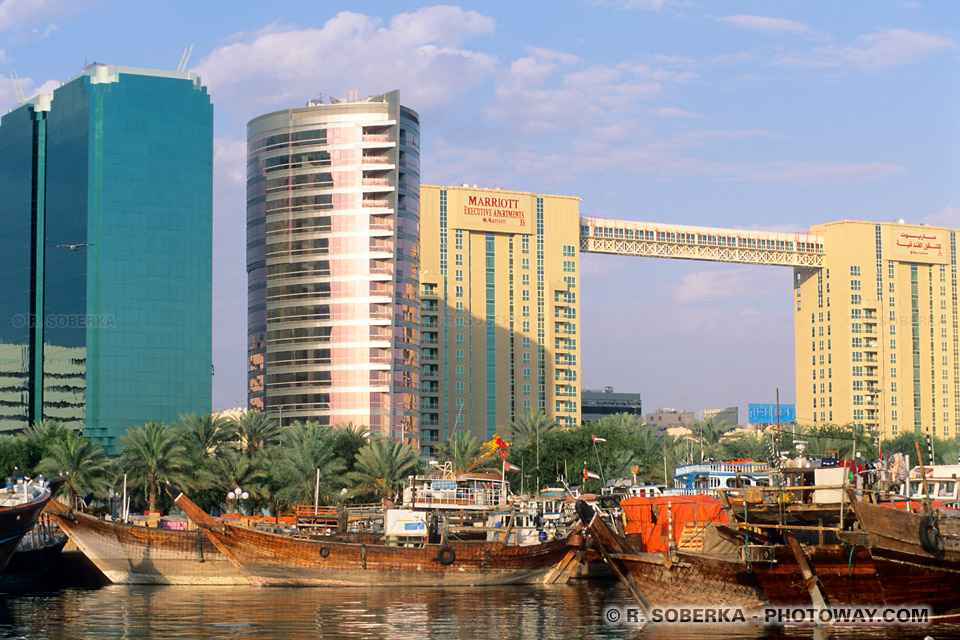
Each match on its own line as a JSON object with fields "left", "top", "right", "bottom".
{"left": 439, "top": 431, "right": 499, "bottom": 474}
{"left": 231, "top": 411, "right": 281, "bottom": 458}
{"left": 36, "top": 431, "right": 111, "bottom": 508}
{"left": 271, "top": 421, "right": 346, "bottom": 507}
{"left": 176, "top": 412, "right": 233, "bottom": 460}
{"left": 209, "top": 449, "right": 271, "bottom": 512}
{"left": 344, "top": 439, "right": 420, "bottom": 505}
{"left": 688, "top": 418, "right": 739, "bottom": 461}
{"left": 507, "top": 409, "right": 557, "bottom": 446}
{"left": 117, "top": 422, "right": 192, "bottom": 512}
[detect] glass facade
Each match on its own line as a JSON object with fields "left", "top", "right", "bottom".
{"left": 0, "top": 64, "right": 213, "bottom": 453}
{"left": 247, "top": 91, "right": 420, "bottom": 442}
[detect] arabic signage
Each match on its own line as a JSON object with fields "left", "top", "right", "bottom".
{"left": 887, "top": 227, "right": 949, "bottom": 265}
{"left": 748, "top": 403, "right": 796, "bottom": 424}
{"left": 451, "top": 189, "right": 532, "bottom": 235}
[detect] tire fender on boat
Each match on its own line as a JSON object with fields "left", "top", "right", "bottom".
{"left": 438, "top": 545, "right": 456, "bottom": 565}
{"left": 319, "top": 547, "right": 330, "bottom": 558}
{"left": 919, "top": 514, "right": 945, "bottom": 556}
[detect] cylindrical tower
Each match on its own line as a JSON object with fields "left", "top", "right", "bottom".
{"left": 246, "top": 91, "right": 420, "bottom": 442}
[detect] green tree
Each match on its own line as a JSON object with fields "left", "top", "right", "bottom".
{"left": 507, "top": 409, "right": 558, "bottom": 446}
{"left": 118, "top": 422, "right": 192, "bottom": 512}
{"left": 0, "top": 436, "right": 35, "bottom": 479}
{"left": 270, "top": 421, "right": 346, "bottom": 508}
{"left": 330, "top": 422, "right": 370, "bottom": 474}
{"left": 345, "top": 439, "right": 420, "bottom": 504}
{"left": 439, "top": 431, "right": 499, "bottom": 474}
{"left": 176, "top": 412, "right": 234, "bottom": 460}
{"left": 231, "top": 411, "right": 281, "bottom": 459}
{"left": 36, "top": 431, "right": 111, "bottom": 508}
{"left": 687, "top": 418, "right": 739, "bottom": 461}
{"left": 209, "top": 449, "right": 271, "bottom": 513}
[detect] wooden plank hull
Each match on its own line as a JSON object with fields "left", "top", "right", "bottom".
{"left": 754, "top": 543, "right": 960, "bottom": 614}
{"left": 45, "top": 500, "right": 245, "bottom": 585}
{"left": 617, "top": 551, "right": 768, "bottom": 609}
{"left": 171, "top": 490, "right": 580, "bottom": 587}
{"left": 197, "top": 525, "right": 576, "bottom": 587}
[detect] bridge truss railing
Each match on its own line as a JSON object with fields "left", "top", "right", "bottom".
{"left": 579, "top": 217, "right": 824, "bottom": 268}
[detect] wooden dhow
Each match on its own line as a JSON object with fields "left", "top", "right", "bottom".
{"left": 0, "top": 477, "right": 64, "bottom": 574}
{"left": 44, "top": 499, "right": 246, "bottom": 585}
{"left": 170, "top": 486, "right": 586, "bottom": 587}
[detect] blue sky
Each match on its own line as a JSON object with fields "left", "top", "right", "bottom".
{"left": 3, "top": 0, "right": 958, "bottom": 421}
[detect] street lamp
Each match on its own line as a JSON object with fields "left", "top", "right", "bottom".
{"left": 227, "top": 487, "right": 249, "bottom": 515}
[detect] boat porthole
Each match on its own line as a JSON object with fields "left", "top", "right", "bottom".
{"left": 438, "top": 545, "right": 455, "bottom": 566}
{"left": 319, "top": 547, "right": 330, "bottom": 558}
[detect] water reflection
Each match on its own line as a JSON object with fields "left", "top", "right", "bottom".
{"left": 1, "top": 582, "right": 958, "bottom": 640}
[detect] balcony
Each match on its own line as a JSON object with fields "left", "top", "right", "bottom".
{"left": 362, "top": 134, "right": 391, "bottom": 143}
{"left": 423, "top": 366, "right": 439, "bottom": 378}
{"left": 363, "top": 199, "right": 391, "bottom": 208}
{"left": 362, "top": 154, "right": 391, "bottom": 165}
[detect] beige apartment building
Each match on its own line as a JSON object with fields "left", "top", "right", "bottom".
{"left": 794, "top": 220, "right": 958, "bottom": 440}
{"left": 418, "top": 186, "right": 581, "bottom": 454}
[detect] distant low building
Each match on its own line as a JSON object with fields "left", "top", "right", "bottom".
{"left": 581, "top": 387, "right": 642, "bottom": 423}
{"left": 700, "top": 406, "right": 739, "bottom": 425}
{"left": 646, "top": 407, "right": 694, "bottom": 432}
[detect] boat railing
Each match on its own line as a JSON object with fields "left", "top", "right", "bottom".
{"left": 409, "top": 486, "right": 507, "bottom": 510}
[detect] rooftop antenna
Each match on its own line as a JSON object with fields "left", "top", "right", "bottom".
{"left": 177, "top": 44, "right": 194, "bottom": 73}
{"left": 11, "top": 71, "right": 25, "bottom": 104}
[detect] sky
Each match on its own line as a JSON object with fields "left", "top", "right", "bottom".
{"left": 2, "top": 0, "right": 958, "bottom": 423}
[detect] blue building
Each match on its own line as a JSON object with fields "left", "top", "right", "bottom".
{"left": 0, "top": 64, "right": 213, "bottom": 453}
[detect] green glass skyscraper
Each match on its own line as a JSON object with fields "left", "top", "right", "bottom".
{"left": 0, "top": 64, "right": 213, "bottom": 453}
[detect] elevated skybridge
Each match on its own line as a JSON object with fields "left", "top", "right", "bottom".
{"left": 579, "top": 217, "right": 824, "bottom": 267}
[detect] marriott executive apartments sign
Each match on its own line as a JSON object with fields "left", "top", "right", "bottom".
{"left": 456, "top": 191, "right": 532, "bottom": 235}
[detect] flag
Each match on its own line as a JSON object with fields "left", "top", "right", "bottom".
{"left": 592, "top": 435, "right": 606, "bottom": 443}
{"left": 500, "top": 449, "right": 506, "bottom": 460}
{"left": 583, "top": 468, "right": 600, "bottom": 480}
{"left": 503, "top": 461, "right": 519, "bottom": 472}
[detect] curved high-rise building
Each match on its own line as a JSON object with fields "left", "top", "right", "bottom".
{"left": 247, "top": 91, "right": 420, "bottom": 442}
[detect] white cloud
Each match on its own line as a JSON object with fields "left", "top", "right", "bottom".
{"left": 919, "top": 205, "right": 960, "bottom": 229}
{"left": 776, "top": 28, "right": 955, "bottom": 71}
{"left": 194, "top": 7, "right": 499, "bottom": 130}
{"left": 664, "top": 267, "right": 788, "bottom": 304}
{"left": 0, "top": 0, "right": 100, "bottom": 32}
{"left": 653, "top": 107, "right": 707, "bottom": 119}
{"left": 716, "top": 15, "right": 813, "bottom": 36}
{"left": 591, "top": 0, "right": 667, "bottom": 10}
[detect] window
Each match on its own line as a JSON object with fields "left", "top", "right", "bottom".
{"left": 851, "top": 294, "right": 861, "bottom": 305}
{"left": 455, "top": 230, "right": 463, "bottom": 249}
{"left": 851, "top": 280, "right": 861, "bottom": 291}
{"left": 522, "top": 290, "right": 530, "bottom": 301}
{"left": 455, "top": 269, "right": 463, "bottom": 282}
{"left": 522, "top": 352, "right": 530, "bottom": 364}
{"left": 522, "top": 368, "right": 531, "bottom": 380}
{"left": 522, "top": 305, "right": 530, "bottom": 317}
{"left": 890, "top": 353, "right": 896, "bottom": 363}
{"left": 850, "top": 266, "right": 861, "bottom": 276}
{"left": 522, "top": 336, "right": 530, "bottom": 348}
{"left": 455, "top": 317, "right": 464, "bottom": 330}
{"left": 455, "top": 349, "right": 464, "bottom": 362}
{"left": 522, "top": 258, "right": 529, "bottom": 269}
{"left": 455, "top": 254, "right": 463, "bottom": 266}
{"left": 522, "top": 274, "right": 529, "bottom": 285}
{"left": 455, "top": 365, "right": 463, "bottom": 378}
{"left": 456, "top": 381, "right": 464, "bottom": 393}
{"left": 455, "top": 286, "right": 463, "bottom": 297}
{"left": 522, "top": 383, "right": 531, "bottom": 395}
{"left": 455, "top": 334, "right": 463, "bottom": 346}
